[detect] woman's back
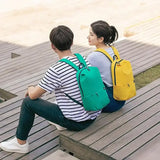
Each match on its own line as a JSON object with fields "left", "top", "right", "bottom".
{"left": 87, "top": 47, "right": 114, "bottom": 87}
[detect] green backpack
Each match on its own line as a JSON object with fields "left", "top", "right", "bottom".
{"left": 59, "top": 53, "right": 110, "bottom": 111}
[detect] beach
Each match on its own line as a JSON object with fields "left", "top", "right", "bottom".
{"left": 0, "top": 0, "right": 160, "bottom": 46}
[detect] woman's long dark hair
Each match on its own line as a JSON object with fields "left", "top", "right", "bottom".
{"left": 91, "top": 20, "right": 118, "bottom": 45}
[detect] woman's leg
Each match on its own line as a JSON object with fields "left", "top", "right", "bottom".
{"left": 102, "top": 87, "right": 125, "bottom": 113}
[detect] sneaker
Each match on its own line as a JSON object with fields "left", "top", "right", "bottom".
{"left": 48, "top": 121, "right": 67, "bottom": 131}
{"left": 0, "top": 137, "right": 29, "bottom": 153}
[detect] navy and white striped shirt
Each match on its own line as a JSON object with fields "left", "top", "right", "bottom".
{"left": 38, "top": 56, "right": 101, "bottom": 122}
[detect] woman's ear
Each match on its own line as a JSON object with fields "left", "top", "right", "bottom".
{"left": 98, "top": 37, "right": 104, "bottom": 43}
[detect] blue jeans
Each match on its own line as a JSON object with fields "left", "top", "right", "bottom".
{"left": 16, "top": 97, "right": 95, "bottom": 140}
{"left": 102, "top": 86, "right": 125, "bottom": 113}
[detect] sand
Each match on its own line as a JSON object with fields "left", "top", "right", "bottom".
{"left": 0, "top": 0, "right": 160, "bottom": 47}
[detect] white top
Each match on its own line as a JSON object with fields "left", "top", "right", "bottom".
{"left": 87, "top": 47, "right": 114, "bottom": 87}
{"left": 38, "top": 56, "right": 101, "bottom": 122}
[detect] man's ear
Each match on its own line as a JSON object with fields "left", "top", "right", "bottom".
{"left": 51, "top": 43, "right": 56, "bottom": 51}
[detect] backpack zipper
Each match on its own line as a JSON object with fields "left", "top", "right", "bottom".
{"left": 78, "top": 67, "right": 88, "bottom": 97}
{"left": 114, "top": 59, "right": 123, "bottom": 86}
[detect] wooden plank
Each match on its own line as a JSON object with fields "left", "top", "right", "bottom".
{"left": 126, "top": 134, "right": 160, "bottom": 160}
{"left": 0, "top": 43, "right": 90, "bottom": 69}
{"left": 0, "top": 43, "right": 25, "bottom": 61}
{"left": 111, "top": 120, "right": 160, "bottom": 160}
{"left": 2, "top": 71, "right": 44, "bottom": 89}
{"left": 0, "top": 112, "right": 18, "bottom": 128}
{"left": 0, "top": 99, "right": 22, "bottom": 113}
{"left": 0, "top": 51, "right": 53, "bottom": 74}
{"left": 0, "top": 47, "right": 91, "bottom": 88}
{"left": 121, "top": 41, "right": 159, "bottom": 62}
{"left": 1, "top": 115, "right": 46, "bottom": 140}
{"left": 0, "top": 43, "right": 91, "bottom": 67}
{"left": 0, "top": 46, "right": 52, "bottom": 68}
{"left": 91, "top": 102, "right": 160, "bottom": 151}
{"left": 0, "top": 120, "right": 59, "bottom": 160}
{"left": 0, "top": 94, "right": 23, "bottom": 109}
{"left": 115, "top": 31, "right": 160, "bottom": 51}
{"left": 132, "top": 50, "right": 160, "bottom": 67}
{"left": 0, "top": 43, "right": 92, "bottom": 74}
{"left": 59, "top": 135, "right": 115, "bottom": 160}
{"left": 100, "top": 103, "right": 160, "bottom": 155}
{"left": 116, "top": 42, "right": 160, "bottom": 65}
{"left": 80, "top": 94, "right": 159, "bottom": 147}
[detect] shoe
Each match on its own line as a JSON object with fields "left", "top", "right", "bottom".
{"left": 0, "top": 137, "right": 29, "bottom": 153}
{"left": 48, "top": 121, "right": 67, "bottom": 131}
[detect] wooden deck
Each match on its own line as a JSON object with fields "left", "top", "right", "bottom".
{"left": 0, "top": 17, "right": 160, "bottom": 159}
{"left": 0, "top": 18, "right": 160, "bottom": 98}
{"left": 0, "top": 41, "right": 26, "bottom": 62}
{"left": 59, "top": 78, "right": 160, "bottom": 160}
{"left": 0, "top": 97, "right": 60, "bottom": 160}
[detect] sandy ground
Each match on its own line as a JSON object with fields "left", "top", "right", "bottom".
{"left": 0, "top": 0, "right": 160, "bottom": 47}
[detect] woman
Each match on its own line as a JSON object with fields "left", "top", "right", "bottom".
{"left": 87, "top": 20, "right": 125, "bottom": 113}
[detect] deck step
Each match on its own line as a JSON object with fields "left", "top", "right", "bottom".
{"left": 42, "top": 149, "right": 80, "bottom": 160}
{"left": 59, "top": 79, "right": 160, "bottom": 160}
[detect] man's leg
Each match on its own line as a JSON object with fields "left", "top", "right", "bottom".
{"left": 16, "top": 96, "right": 63, "bottom": 140}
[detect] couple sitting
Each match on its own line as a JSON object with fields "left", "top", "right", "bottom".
{"left": 0, "top": 20, "right": 125, "bottom": 153}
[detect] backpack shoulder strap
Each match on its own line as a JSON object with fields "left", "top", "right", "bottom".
{"left": 59, "top": 58, "right": 79, "bottom": 71}
{"left": 95, "top": 48, "right": 113, "bottom": 62}
{"left": 74, "top": 53, "right": 87, "bottom": 67}
{"left": 111, "top": 46, "right": 120, "bottom": 59}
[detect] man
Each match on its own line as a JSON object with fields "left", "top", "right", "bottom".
{"left": 0, "top": 25, "right": 101, "bottom": 153}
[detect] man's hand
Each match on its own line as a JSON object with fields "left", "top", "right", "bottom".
{"left": 25, "top": 86, "right": 34, "bottom": 97}
{"left": 25, "top": 85, "right": 46, "bottom": 100}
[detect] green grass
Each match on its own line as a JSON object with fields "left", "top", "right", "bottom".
{"left": 134, "top": 64, "right": 160, "bottom": 90}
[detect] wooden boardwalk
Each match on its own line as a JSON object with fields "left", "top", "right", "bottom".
{"left": 0, "top": 17, "right": 160, "bottom": 98}
{"left": 0, "top": 17, "right": 160, "bottom": 159}
{"left": 60, "top": 78, "right": 160, "bottom": 160}
{"left": 0, "top": 97, "right": 60, "bottom": 160}
{"left": 0, "top": 41, "right": 26, "bottom": 62}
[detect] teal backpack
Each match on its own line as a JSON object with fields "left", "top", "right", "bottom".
{"left": 59, "top": 53, "right": 110, "bottom": 111}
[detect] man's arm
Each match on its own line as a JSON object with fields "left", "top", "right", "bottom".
{"left": 26, "top": 85, "right": 46, "bottom": 100}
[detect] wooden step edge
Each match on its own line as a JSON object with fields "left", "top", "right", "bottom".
{"left": 59, "top": 134, "right": 115, "bottom": 160}
{"left": 42, "top": 149, "right": 80, "bottom": 160}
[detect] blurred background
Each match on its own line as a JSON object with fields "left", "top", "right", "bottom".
{"left": 0, "top": 0, "right": 160, "bottom": 46}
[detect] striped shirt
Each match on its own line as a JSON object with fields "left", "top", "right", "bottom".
{"left": 38, "top": 56, "right": 101, "bottom": 122}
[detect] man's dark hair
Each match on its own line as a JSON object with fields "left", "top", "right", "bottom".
{"left": 49, "top": 25, "right": 74, "bottom": 51}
